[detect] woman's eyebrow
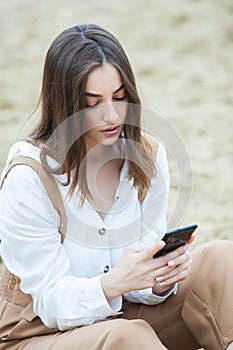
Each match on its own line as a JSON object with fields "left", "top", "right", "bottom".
{"left": 85, "top": 84, "right": 125, "bottom": 97}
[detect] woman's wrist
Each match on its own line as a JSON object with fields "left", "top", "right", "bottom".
{"left": 100, "top": 269, "right": 124, "bottom": 302}
{"left": 152, "top": 283, "right": 176, "bottom": 297}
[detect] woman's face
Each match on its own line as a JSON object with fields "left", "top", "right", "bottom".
{"left": 84, "top": 63, "right": 128, "bottom": 151}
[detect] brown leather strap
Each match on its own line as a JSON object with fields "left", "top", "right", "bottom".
{"left": 0, "top": 156, "right": 67, "bottom": 243}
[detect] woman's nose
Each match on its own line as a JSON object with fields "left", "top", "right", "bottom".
{"left": 103, "top": 102, "right": 118, "bottom": 123}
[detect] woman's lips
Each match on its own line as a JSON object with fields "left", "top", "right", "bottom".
{"left": 101, "top": 126, "right": 120, "bottom": 137}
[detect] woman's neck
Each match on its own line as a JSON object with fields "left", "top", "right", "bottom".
{"left": 85, "top": 139, "right": 124, "bottom": 167}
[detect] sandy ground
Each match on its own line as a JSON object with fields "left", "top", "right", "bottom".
{"left": 0, "top": 0, "right": 232, "bottom": 269}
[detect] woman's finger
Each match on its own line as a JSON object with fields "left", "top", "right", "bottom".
{"left": 165, "top": 244, "right": 190, "bottom": 260}
{"left": 166, "top": 251, "right": 190, "bottom": 268}
{"left": 159, "top": 266, "right": 192, "bottom": 287}
{"left": 140, "top": 239, "right": 165, "bottom": 260}
{"left": 153, "top": 251, "right": 190, "bottom": 277}
{"left": 156, "top": 259, "right": 192, "bottom": 286}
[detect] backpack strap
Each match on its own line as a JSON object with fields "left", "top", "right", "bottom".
{"left": 0, "top": 156, "right": 67, "bottom": 243}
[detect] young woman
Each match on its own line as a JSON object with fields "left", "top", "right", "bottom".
{"left": 0, "top": 24, "right": 232, "bottom": 350}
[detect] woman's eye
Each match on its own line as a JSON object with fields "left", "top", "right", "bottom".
{"left": 85, "top": 93, "right": 127, "bottom": 108}
{"left": 114, "top": 96, "right": 125, "bottom": 101}
{"left": 113, "top": 94, "right": 127, "bottom": 101}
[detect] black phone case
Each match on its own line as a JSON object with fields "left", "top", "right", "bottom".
{"left": 153, "top": 224, "right": 198, "bottom": 258}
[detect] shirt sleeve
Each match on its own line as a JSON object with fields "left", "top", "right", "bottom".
{"left": 0, "top": 165, "right": 122, "bottom": 331}
{"left": 124, "top": 142, "right": 173, "bottom": 305}
{"left": 124, "top": 284, "right": 177, "bottom": 305}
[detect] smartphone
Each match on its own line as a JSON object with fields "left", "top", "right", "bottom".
{"left": 153, "top": 224, "right": 198, "bottom": 258}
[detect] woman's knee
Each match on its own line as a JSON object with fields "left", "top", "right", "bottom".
{"left": 108, "top": 318, "right": 151, "bottom": 338}
{"left": 190, "top": 240, "right": 233, "bottom": 289}
{"left": 104, "top": 319, "right": 164, "bottom": 349}
{"left": 194, "top": 240, "right": 233, "bottom": 265}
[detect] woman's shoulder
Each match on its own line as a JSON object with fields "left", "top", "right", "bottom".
{"left": 1, "top": 140, "right": 42, "bottom": 188}
{"left": 1, "top": 140, "right": 66, "bottom": 196}
{"left": 5, "top": 140, "right": 41, "bottom": 164}
{"left": 144, "top": 133, "right": 166, "bottom": 164}
{"left": 2, "top": 139, "right": 39, "bottom": 167}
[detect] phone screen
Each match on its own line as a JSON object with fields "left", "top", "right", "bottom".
{"left": 153, "top": 224, "right": 198, "bottom": 258}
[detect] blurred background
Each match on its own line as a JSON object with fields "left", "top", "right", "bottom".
{"left": 0, "top": 0, "right": 232, "bottom": 264}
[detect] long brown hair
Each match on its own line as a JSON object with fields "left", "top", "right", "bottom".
{"left": 29, "top": 24, "right": 155, "bottom": 203}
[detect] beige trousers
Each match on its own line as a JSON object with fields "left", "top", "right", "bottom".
{"left": 1, "top": 241, "right": 233, "bottom": 350}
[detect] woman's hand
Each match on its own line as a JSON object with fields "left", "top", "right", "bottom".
{"left": 101, "top": 239, "right": 165, "bottom": 301}
{"left": 152, "top": 234, "right": 194, "bottom": 295}
{"left": 101, "top": 235, "right": 194, "bottom": 302}
{"left": 152, "top": 244, "right": 192, "bottom": 295}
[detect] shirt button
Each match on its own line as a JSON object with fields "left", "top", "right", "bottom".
{"left": 104, "top": 265, "right": 109, "bottom": 273}
{"left": 98, "top": 228, "right": 106, "bottom": 235}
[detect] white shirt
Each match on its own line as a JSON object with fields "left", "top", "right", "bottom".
{"left": 0, "top": 141, "right": 174, "bottom": 331}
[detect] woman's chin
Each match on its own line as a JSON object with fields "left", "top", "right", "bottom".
{"left": 101, "top": 136, "right": 120, "bottom": 146}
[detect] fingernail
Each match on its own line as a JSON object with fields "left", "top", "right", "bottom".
{"left": 156, "top": 276, "right": 164, "bottom": 282}
{"left": 168, "top": 260, "right": 175, "bottom": 267}
{"left": 159, "top": 240, "right": 165, "bottom": 247}
{"left": 159, "top": 281, "right": 166, "bottom": 286}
